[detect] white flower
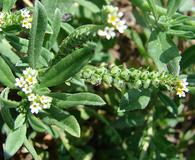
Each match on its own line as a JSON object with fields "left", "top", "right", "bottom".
{"left": 176, "top": 78, "right": 189, "bottom": 97}
{"left": 26, "top": 76, "right": 38, "bottom": 86}
{"left": 107, "top": 12, "right": 123, "bottom": 25}
{"left": 21, "top": 18, "right": 32, "bottom": 29}
{"left": 39, "top": 95, "right": 53, "bottom": 104}
{"left": 0, "top": 12, "right": 4, "bottom": 30}
{"left": 15, "top": 77, "right": 26, "bottom": 88}
{"left": 21, "top": 9, "right": 30, "bottom": 18}
{"left": 98, "top": 27, "right": 116, "bottom": 40}
{"left": 115, "top": 20, "right": 128, "bottom": 33}
{"left": 23, "top": 67, "right": 38, "bottom": 77}
{"left": 30, "top": 102, "right": 42, "bottom": 114}
{"left": 0, "top": 12, "right": 4, "bottom": 19}
{"left": 28, "top": 94, "right": 37, "bottom": 102}
{"left": 42, "top": 103, "right": 51, "bottom": 109}
{"left": 22, "top": 84, "right": 33, "bottom": 94}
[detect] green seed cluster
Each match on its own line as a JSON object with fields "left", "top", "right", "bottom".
{"left": 59, "top": 25, "right": 104, "bottom": 54}
{"left": 78, "top": 64, "right": 179, "bottom": 92}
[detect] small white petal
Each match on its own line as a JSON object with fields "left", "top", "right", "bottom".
{"left": 28, "top": 94, "right": 37, "bottom": 102}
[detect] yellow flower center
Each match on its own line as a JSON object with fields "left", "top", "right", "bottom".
{"left": 27, "top": 77, "right": 33, "bottom": 83}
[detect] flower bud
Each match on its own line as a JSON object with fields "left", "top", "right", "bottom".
{"left": 134, "top": 80, "right": 142, "bottom": 89}
{"left": 114, "top": 77, "right": 125, "bottom": 91}
{"left": 91, "top": 74, "right": 102, "bottom": 85}
{"left": 111, "top": 66, "right": 121, "bottom": 76}
{"left": 82, "top": 69, "right": 94, "bottom": 79}
{"left": 143, "top": 79, "right": 151, "bottom": 89}
{"left": 121, "top": 68, "right": 130, "bottom": 81}
{"left": 96, "top": 67, "right": 107, "bottom": 76}
{"left": 103, "top": 74, "right": 113, "bottom": 85}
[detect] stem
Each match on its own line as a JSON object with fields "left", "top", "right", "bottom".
{"left": 23, "top": 0, "right": 33, "bottom": 7}
{"left": 139, "top": 108, "right": 154, "bottom": 160}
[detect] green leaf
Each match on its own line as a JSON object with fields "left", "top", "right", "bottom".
{"left": 42, "top": 0, "right": 72, "bottom": 19}
{"left": 47, "top": 8, "right": 61, "bottom": 50}
{"left": 0, "top": 88, "right": 14, "bottom": 129}
{"left": 3, "top": 0, "right": 16, "bottom": 11}
{"left": 0, "top": 97, "right": 19, "bottom": 108}
{"left": 0, "top": 38, "right": 21, "bottom": 65}
{"left": 24, "top": 139, "right": 40, "bottom": 160}
{"left": 167, "top": 0, "right": 182, "bottom": 17}
{"left": 0, "top": 56, "right": 15, "bottom": 88}
{"left": 28, "top": 0, "right": 48, "bottom": 68}
{"left": 180, "top": 45, "right": 195, "bottom": 69}
{"left": 147, "top": 0, "right": 158, "bottom": 19}
{"left": 5, "top": 35, "right": 29, "bottom": 53}
{"left": 4, "top": 124, "right": 27, "bottom": 159}
{"left": 50, "top": 92, "right": 105, "bottom": 108}
{"left": 40, "top": 46, "right": 94, "bottom": 87}
{"left": 158, "top": 92, "right": 178, "bottom": 116}
{"left": 28, "top": 114, "right": 47, "bottom": 133}
{"left": 148, "top": 30, "right": 181, "bottom": 75}
{"left": 119, "top": 89, "right": 151, "bottom": 112}
{"left": 45, "top": 107, "right": 81, "bottom": 137}
{"left": 14, "top": 114, "right": 25, "bottom": 129}
{"left": 58, "top": 115, "right": 80, "bottom": 137}
{"left": 74, "top": 0, "right": 100, "bottom": 13}
{"left": 61, "top": 23, "right": 75, "bottom": 35}
{"left": 36, "top": 48, "right": 54, "bottom": 68}
{"left": 125, "top": 29, "right": 148, "bottom": 57}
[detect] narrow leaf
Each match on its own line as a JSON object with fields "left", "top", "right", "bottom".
{"left": 4, "top": 124, "right": 27, "bottom": 159}
{"left": 51, "top": 92, "right": 105, "bottom": 108}
{"left": 48, "top": 8, "right": 61, "bottom": 50}
{"left": 44, "top": 107, "right": 81, "bottom": 137}
{"left": 0, "top": 88, "right": 14, "bottom": 129}
{"left": 167, "top": 0, "right": 182, "bottom": 17}
{"left": 24, "top": 139, "right": 40, "bottom": 160}
{"left": 0, "top": 38, "right": 21, "bottom": 65}
{"left": 28, "top": 114, "right": 47, "bottom": 133}
{"left": 40, "top": 46, "right": 94, "bottom": 87}
{"left": 74, "top": 0, "right": 100, "bottom": 13}
{"left": 0, "top": 56, "right": 15, "bottom": 88}
{"left": 28, "top": 0, "right": 48, "bottom": 68}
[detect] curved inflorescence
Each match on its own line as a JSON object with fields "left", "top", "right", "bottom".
{"left": 15, "top": 68, "right": 52, "bottom": 114}
{"left": 78, "top": 64, "right": 189, "bottom": 97}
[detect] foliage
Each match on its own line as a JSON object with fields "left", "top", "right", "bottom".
{"left": 0, "top": 0, "right": 195, "bottom": 160}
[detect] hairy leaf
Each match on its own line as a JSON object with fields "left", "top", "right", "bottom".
{"left": 148, "top": 30, "right": 181, "bottom": 75}
{"left": 0, "top": 88, "right": 14, "bottom": 129}
{"left": 0, "top": 56, "right": 15, "bottom": 88}
{"left": 24, "top": 139, "right": 40, "bottom": 160}
{"left": 119, "top": 89, "right": 151, "bottom": 112}
{"left": 28, "top": 1, "right": 48, "bottom": 68}
{"left": 4, "top": 124, "right": 27, "bottom": 159}
{"left": 40, "top": 46, "right": 94, "bottom": 87}
{"left": 50, "top": 92, "right": 105, "bottom": 108}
